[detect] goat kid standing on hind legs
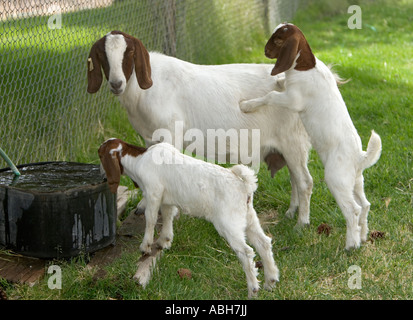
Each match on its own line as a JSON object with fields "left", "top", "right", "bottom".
{"left": 240, "top": 23, "right": 382, "bottom": 250}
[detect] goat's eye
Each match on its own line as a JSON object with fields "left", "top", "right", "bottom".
{"left": 274, "top": 39, "right": 283, "bottom": 46}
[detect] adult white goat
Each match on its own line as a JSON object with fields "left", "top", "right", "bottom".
{"left": 87, "top": 30, "right": 313, "bottom": 225}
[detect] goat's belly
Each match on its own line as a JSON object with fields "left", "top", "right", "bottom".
{"left": 161, "top": 188, "right": 215, "bottom": 217}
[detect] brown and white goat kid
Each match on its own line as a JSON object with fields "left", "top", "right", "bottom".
{"left": 240, "top": 23, "right": 382, "bottom": 250}
{"left": 98, "top": 138, "right": 279, "bottom": 297}
{"left": 87, "top": 30, "right": 314, "bottom": 227}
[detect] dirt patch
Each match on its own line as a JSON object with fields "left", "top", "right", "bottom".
{"left": 258, "top": 209, "right": 279, "bottom": 233}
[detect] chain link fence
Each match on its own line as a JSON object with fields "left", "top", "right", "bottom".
{"left": 0, "top": 0, "right": 299, "bottom": 167}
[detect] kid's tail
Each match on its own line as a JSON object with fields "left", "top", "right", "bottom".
{"left": 361, "top": 130, "right": 382, "bottom": 170}
{"left": 230, "top": 164, "right": 258, "bottom": 195}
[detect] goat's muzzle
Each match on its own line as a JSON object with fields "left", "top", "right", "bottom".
{"left": 265, "top": 49, "right": 275, "bottom": 59}
{"left": 109, "top": 80, "right": 124, "bottom": 95}
{"left": 265, "top": 45, "right": 278, "bottom": 60}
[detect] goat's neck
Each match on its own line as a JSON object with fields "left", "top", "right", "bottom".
{"left": 120, "top": 153, "right": 143, "bottom": 183}
{"left": 119, "top": 72, "right": 142, "bottom": 110}
{"left": 117, "top": 72, "right": 156, "bottom": 142}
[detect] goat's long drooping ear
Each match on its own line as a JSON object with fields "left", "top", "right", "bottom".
{"left": 100, "top": 151, "right": 121, "bottom": 194}
{"left": 271, "top": 35, "right": 300, "bottom": 76}
{"left": 87, "top": 39, "right": 104, "bottom": 93}
{"left": 133, "top": 38, "right": 153, "bottom": 90}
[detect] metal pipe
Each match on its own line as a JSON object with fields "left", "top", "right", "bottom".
{"left": 0, "top": 147, "right": 21, "bottom": 176}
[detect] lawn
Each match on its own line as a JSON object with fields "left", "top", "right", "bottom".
{"left": 1, "top": 0, "right": 412, "bottom": 301}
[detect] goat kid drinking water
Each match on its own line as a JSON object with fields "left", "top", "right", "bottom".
{"left": 98, "top": 138, "right": 279, "bottom": 298}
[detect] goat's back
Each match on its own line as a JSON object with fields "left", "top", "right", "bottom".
{"left": 121, "top": 52, "right": 309, "bottom": 163}
{"left": 136, "top": 143, "right": 252, "bottom": 216}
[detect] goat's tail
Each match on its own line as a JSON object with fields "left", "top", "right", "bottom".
{"left": 327, "top": 63, "right": 351, "bottom": 86}
{"left": 360, "top": 130, "right": 382, "bottom": 170}
{"left": 231, "top": 164, "right": 258, "bottom": 195}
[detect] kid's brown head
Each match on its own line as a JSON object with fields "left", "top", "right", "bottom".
{"left": 98, "top": 138, "right": 147, "bottom": 193}
{"left": 265, "top": 23, "right": 315, "bottom": 76}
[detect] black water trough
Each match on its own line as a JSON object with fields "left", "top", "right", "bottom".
{"left": 0, "top": 162, "right": 117, "bottom": 259}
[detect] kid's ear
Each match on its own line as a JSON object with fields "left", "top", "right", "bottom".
{"left": 99, "top": 150, "right": 121, "bottom": 194}
{"left": 271, "top": 35, "right": 300, "bottom": 76}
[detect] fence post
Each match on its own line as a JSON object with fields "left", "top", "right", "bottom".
{"left": 152, "top": 0, "right": 176, "bottom": 56}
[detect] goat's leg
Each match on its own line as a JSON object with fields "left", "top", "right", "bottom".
{"left": 215, "top": 220, "right": 259, "bottom": 298}
{"left": 353, "top": 173, "right": 371, "bottom": 243}
{"left": 140, "top": 196, "right": 162, "bottom": 254}
{"left": 232, "top": 241, "right": 259, "bottom": 298}
{"left": 156, "top": 205, "right": 178, "bottom": 250}
{"left": 274, "top": 73, "right": 286, "bottom": 91}
{"left": 240, "top": 89, "right": 303, "bottom": 113}
{"left": 339, "top": 198, "right": 362, "bottom": 250}
{"left": 325, "top": 168, "right": 361, "bottom": 250}
{"left": 286, "top": 173, "right": 299, "bottom": 218}
{"left": 290, "top": 166, "right": 313, "bottom": 226}
{"left": 246, "top": 208, "right": 279, "bottom": 290}
{"left": 239, "top": 95, "right": 267, "bottom": 113}
{"left": 283, "top": 150, "right": 313, "bottom": 226}
{"left": 135, "top": 197, "right": 146, "bottom": 215}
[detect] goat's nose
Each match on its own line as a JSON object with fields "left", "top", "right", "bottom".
{"left": 110, "top": 80, "right": 123, "bottom": 89}
{"left": 265, "top": 48, "right": 273, "bottom": 59}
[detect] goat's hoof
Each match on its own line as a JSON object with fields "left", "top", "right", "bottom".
{"left": 345, "top": 239, "right": 361, "bottom": 251}
{"left": 293, "top": 222, "right": 309, "bottom": 233}
{"left": 360, "top": 231, "right": 368, "bottom": 243}
{"left": 156, "top": 238, "right": 172, "bottom": 250}
{"left": 134, "top": 199, "right": 147, "bottom": 215}
{"left": 248, "top": 287, "right": 259, "bottom": 299}
{"left": 295, "top": 220, "right": 310, "bottom": 228}
{"left": 285, "top": 208, "right": 297, "bottom": 219}
{"left": 240, "top": 101, "right": 253, "bottom": 113}
{"left": 264, "top": 278, "right": 278, "bottom": 291}
{"left": 133, "top": 206, "right": 145, "bottom": 216}
{"left": 345, "top": 229, "right": 361, "bottom": 250}
{"left": 345, "top": 244, "right": 361, "bottom": 251}
{"left": 139, "top": 243, "right": 152, "bottom": 254}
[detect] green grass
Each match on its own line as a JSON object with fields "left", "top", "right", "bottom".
{"left": 1, "top": 0, "right": 412, "bottom": 300}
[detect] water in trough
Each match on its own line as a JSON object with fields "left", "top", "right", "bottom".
{"left": 0, "top": 162, "right": 116, "bottom": 259}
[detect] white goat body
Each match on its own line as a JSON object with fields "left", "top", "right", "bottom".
{"left": 98, "top": 139, "right": 279, "bottom": 297}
